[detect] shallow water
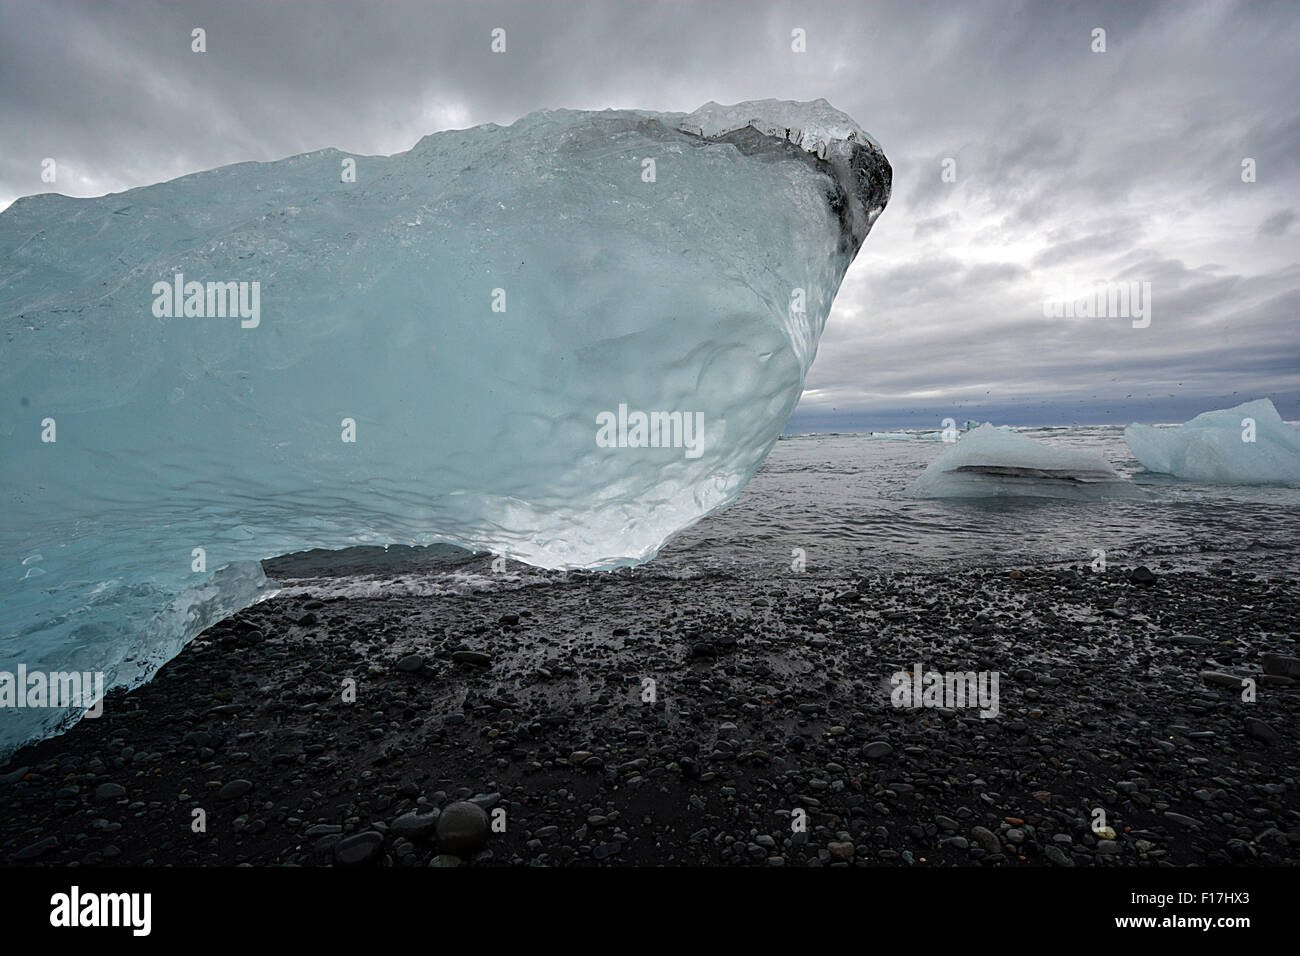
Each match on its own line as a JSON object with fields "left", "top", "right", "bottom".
{"left": 658, "top": 427, "right": 1300, "bottom": 576}
{"left": 269, "top": 426, "right": 1300, "bottom": 597}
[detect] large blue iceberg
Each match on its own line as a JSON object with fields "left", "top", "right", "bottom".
{"left": 0, "top": 99, "right": 891, "bottom": 755}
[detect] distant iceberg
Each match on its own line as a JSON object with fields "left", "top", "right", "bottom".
{"left": 903, "top": 424, "right": 1138, "bottom": 499}
{"left": 1125, "top": 398, "right": 1300, "bottom": 485}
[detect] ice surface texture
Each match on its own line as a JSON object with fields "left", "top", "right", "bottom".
{"left": 903, "top": 424, "right": 1138, "bottom": 499}
{"left": 0, "top": 100, "right": 890, "bottom": 754}
{"left": 1125, "top": 399, "right": 1300, "bottom": 485}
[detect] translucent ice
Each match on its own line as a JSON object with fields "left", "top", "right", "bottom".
{"left": 1125, "top": 399, "right": 1300, "bottom": 485}
{"left": 870, "top": 431, "right": 916, "bottom": 440}
{"left": 0, "top": 100, "right": 890, "bottom": 755}
{"left": 903, "top": 424, "right": 1138, "bottom": 499}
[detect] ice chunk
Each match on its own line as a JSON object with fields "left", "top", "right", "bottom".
{"left": 1124, "top": 399, "right": 1300, "bottom": 485}
{"left": 903, "top": 424, "right": 1138, "bottom": 499}
{"left": 0, "top": 100, "right": 890, "bottom": 755}
{"left": 680, "top": 98, "right": 884, "bottom": 156}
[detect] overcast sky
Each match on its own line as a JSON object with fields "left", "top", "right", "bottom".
{"left": 2, "top": 0, "right": 1296, "bottom": 428}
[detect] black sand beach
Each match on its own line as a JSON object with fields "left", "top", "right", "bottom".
{"left": 2, "top": 560, "right": 1296, "bottom": 867}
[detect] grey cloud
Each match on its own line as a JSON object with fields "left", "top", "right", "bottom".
{"left": 1259, "top": 208, "right": 1295, "bottom": 236}
{"left": 1, "top": 0, "right": 1297, "bottom": 426}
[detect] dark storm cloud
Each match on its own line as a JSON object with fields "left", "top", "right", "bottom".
{"left": 1, "top": 0, "right": 1296, "bottom": 426}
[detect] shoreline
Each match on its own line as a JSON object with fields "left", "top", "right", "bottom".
{"left": 2, "top": 561, "right": 1297, "bottom": 867}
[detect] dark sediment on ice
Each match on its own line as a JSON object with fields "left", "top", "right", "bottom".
{"left": 1, "top": 562, "right": 1297, "bottom": 867}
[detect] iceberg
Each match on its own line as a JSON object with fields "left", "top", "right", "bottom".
{"left": 903, "top": 424, "right": 1138, "bottom": 499}
{"left": 0, "top": 99, "right": 891, "bottom": 755}
{"left": 1125, "top": 399, "right": 1300, "bottom": 485}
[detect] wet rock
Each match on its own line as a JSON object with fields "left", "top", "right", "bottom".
{"left": 1129, "top": 566, "right": 1157, "bottom": 586}
{"left": 335, "top": 831, "right": 384, "bottom": 866}
{"left": 970, "top": 826, "right": 1001, "bottom": 855}
{"left": 1201, "top": 671, "right": 1246, "bottom": 689}
{"left": 1245, "top": 717, "right": 1283, "bottom": 744}
{"left": 1262, "top": 654, "right": 1300, "bottom": 678}
{"left": 9, "top": 836, "right": 58, "bottom": 862}
{"left": 826, "top": 841, "right": 854, "bottom": 861}
{"left": 218, "top": 779, "right": 254, "bottom": 800}
{"left": 390, "top": 811, "right": 440, "bottom": 841}
{"left": 396, "top": 654, "right": 425, "bottom": 672}
{"left": 436, "top": 801, "right": 490, "bottom": 857}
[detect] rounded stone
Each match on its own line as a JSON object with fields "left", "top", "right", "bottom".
{"left": 390, "top": 811, "right": 440, "bottom": 841}
{"left": 435, "top": 801, "right": 490, "bottom": 857}
{"left": 218, "top": 779, "right": 254, "bottom": 800}
{"left": 335, "top": 831, "right": 384, "bottom": 867}
{"left": 396, "top": 654, "right": 424, "bottom": 672}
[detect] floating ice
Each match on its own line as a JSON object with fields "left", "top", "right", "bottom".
{"left": 1125, "top": 399, "right": 1300, "bottom": 485}
{"left": 0, "top": 100, "right": 890, "bottom": 755}
{"left": 903, "top": 424, "right": 1138, "bottom": 499}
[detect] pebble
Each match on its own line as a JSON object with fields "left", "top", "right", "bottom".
{"left": 396, "top": 654, "right": 424, "bottom": 672}
{"left": 9, "top": 836, "right": 58, "bottom": 861}
{"left": 1244, "top": 717, "right": 1282, "bottom": 744}
{"left": 1129, "top": 566, "right": 1157, "bottom": 586}
{"left": 435, "top": 801, "right": 490, "bottom": 857}
{"left": 970, "top": 826, "right": 1001, "bottom": 855}
{"left": 1262, "top": 654, "right": 1300, "bottom": 678}
{"left": 335, "top": 831, "right": 384, "bottom": 866}
{"left": 1044, "top": 845, "right": 1074, "bottom": 867}
{"left": 218, "top": 779, "right": 254, "bottom": 800}
{"left": 390, "top": 811, "right": 440, "bottom": 841}
{"left": 826, "top": 841, "right": 854, "bottom": 861}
